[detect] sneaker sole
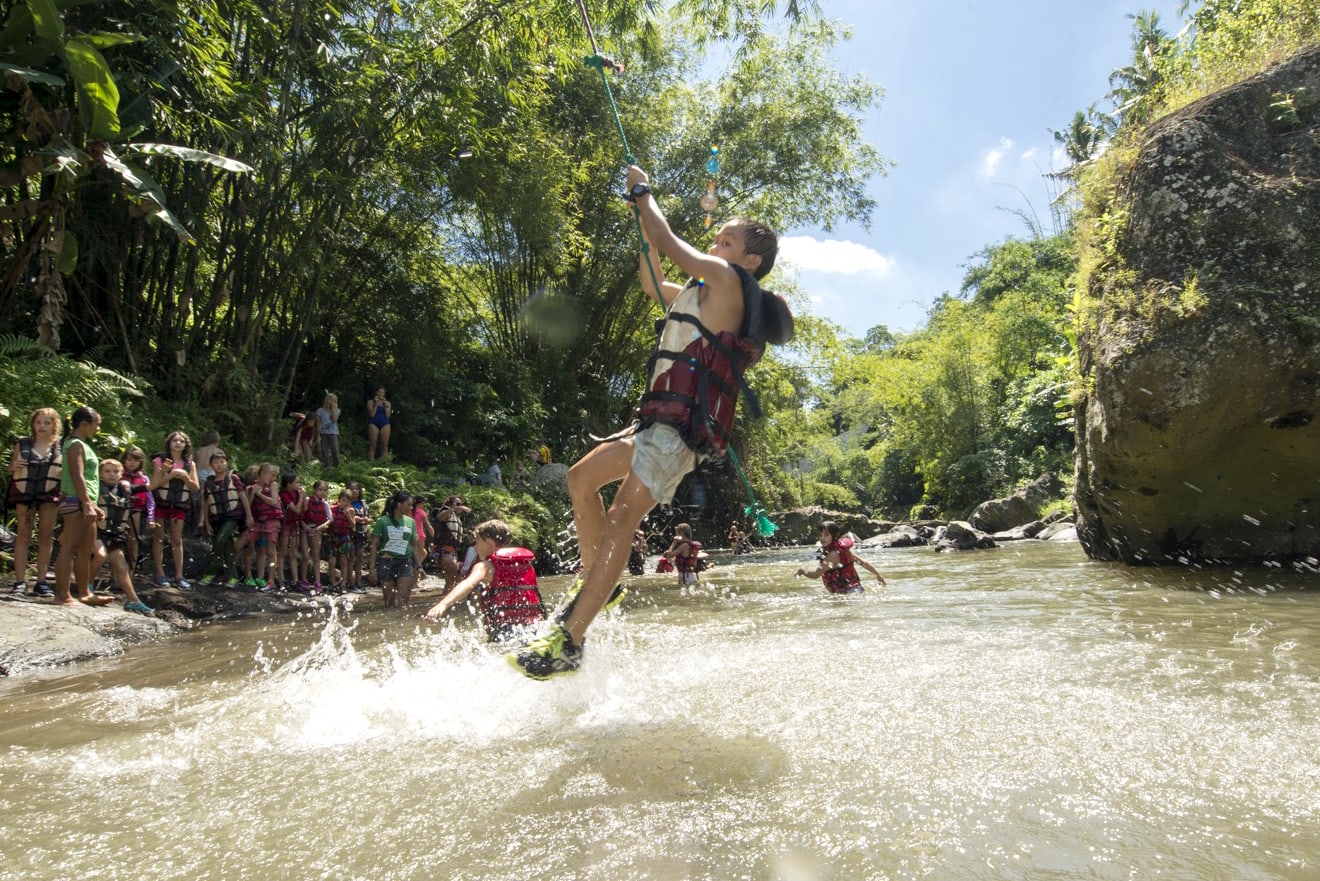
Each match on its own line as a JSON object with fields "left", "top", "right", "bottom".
{"left": 504, "top": 652, "right": 579, "bottom": 681}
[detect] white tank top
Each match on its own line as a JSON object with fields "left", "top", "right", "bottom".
{"left": 649, "top": 282, "right": 703, "bottom": 391}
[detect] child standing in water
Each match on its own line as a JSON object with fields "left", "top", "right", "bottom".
{"left": 370, "top": 490, "right": 416, "bottom": 609}
{"left": 662, "top": 522, "right": 705, "bottom": 586}
{"left": 507, "top": 164, "right": 791, "bottom": 678}
{"left": 422, "top": 519, "right": 546, "bottom": 642}
{"left": 796, "top": 521, "right": 887, "bottom": 593}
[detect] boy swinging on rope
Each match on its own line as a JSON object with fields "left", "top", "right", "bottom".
{"left": 508, "top": 165, "right": 793, "bottom": 679}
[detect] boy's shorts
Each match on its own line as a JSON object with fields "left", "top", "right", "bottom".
{"left": 628, "top": 423, "right": 698, "bottom": 505}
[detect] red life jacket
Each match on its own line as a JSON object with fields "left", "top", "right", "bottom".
{"left": 821, "top": 536, "right": 862, "bottom": 593}
{"left": 153, "top": 454, "right": 195, "bottom": 509}
{"left": 279, "top": 489, "right": 303, "bottom": 525}
{"left": 250, "top": 484, "right": 282, "bottom": 522}
{"left": 674, "top": 540, "right": 706, "bottom": 574}
{"left": 12, "top": 436, "right": 62, "bottom": 501}
{"left": 205, "top": 472, "right": 245, "bottom": 522}
{"left": 330, "top": 504, "right": 355, "bottom": 537}
{"left": 479, "top": 547, "right": 545, "bottom": 634}
{"left": 636, "top": 265, "right": 793, "bottom": 457}
{"left": 655, "top": 556, "right": 674, "bottom": 573}
{"left": 125, "top": 470, "right": 152, "bottom": 512}
{"left": 303, "top": 497, "right": 331, "bottom": 527}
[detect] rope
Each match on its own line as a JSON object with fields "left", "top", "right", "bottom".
{"left": 572, "top": 1, "right": 777, "bottom": 538}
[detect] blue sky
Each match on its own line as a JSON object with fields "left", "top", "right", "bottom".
{"left": 776, "top": 0, "right": 1185, "bottom": 335}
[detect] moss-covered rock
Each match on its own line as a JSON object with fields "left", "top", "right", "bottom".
{"left": 1075, "top": 45, "right": 1320, "bottom": 564}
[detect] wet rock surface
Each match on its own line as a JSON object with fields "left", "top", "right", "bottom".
{"left": 1075, "top": 45, "right": 1320, "bottom": 565}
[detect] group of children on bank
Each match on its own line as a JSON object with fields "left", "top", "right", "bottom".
{"left": 4, "top": 405, "right": 496, "bottom": 613}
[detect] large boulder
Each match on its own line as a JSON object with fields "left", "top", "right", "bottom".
{"left": 770, "top": 507, "right": 886, "bottom": 546}
{"left": 968, "top": 473, "right": 1063, "bottom": 533}
{"left": 1075, "top": 45, "right": 1320, "bottom": 565}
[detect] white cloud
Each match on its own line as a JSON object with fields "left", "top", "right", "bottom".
{"left": 777, "top": 235, "right": 894, "bottom": 276}
{"left": 979, "top": 137, "right": 1014, "bottom": 177}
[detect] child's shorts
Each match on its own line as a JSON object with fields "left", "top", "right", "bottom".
{"left": 280, "top": 521, "right": 302, "bottom": 542}
{"left": 157, "top": 505, "right": 188, "bottom": 523}
{"left": 628, "top": 423, "right": 698, "bottom": 505}
{"left": 245, "top": 518, "right": 281, "bottom": 545}
{"left": 58, "top": 496, "right": 83, "bottom": 515}
{"left": 376, "top": 555, "right": 415, "bottom": 583}
{"left": 330, "top": 536, "right": 353, "bottom": 557}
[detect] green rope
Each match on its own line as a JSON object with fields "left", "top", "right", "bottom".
{"left": 576, "top": 12, "right": 776, "bottom": 539}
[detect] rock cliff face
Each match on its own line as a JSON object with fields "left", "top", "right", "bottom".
{"left": 1075, "top": 45, "right": 1320, "bottom": 564}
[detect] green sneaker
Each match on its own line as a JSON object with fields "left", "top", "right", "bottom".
{"left": 506, "top": 624, "right": 583, "bottom": 680}
{"left": 556, "top": 578, "right": 627, "bottom": 623}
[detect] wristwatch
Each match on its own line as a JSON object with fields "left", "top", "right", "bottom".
{"left": 626, "top": 182, "right": 652, "bottom": 202}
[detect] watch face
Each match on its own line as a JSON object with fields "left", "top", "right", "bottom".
{"left": 632, "top": 183, "right": 649, "bottom": 196}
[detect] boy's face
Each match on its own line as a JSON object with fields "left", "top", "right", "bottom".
{"left": 708, "top": 223, "right": 762, "bottom": 276}
{"left": 100, "top": 464, "right": 122, "bottom": 484}
{"left": 211, "top": 455, "right": 228, "bottom": 475}
{"left": 474, "top": 535, "right": 497, "bottom": 560}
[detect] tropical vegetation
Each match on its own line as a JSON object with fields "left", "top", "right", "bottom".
{"left": 2, "top": 0, "right": 1318, "bottom": 542}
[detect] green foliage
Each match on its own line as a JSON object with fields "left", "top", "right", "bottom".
{"left": 0, "top": 347, "right": 144, "bottom": 454}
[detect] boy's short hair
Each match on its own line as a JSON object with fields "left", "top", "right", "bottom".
{"left": 729, "top": 217, "right": 778, "bottom": 280}
{"left": 100, "top": 458, "right": 123, "bottom": 475}
{"left": 201, "top": 431, "right": 221, "bottom": 445}
{"left": 473, "top": 519, "right": 512, "bottom": 546}
{"left": 209, "top": 449, "right": 228, "bottom": 464}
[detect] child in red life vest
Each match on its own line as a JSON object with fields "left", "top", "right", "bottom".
{"left": 302, "top": 479, "right": 332, "bottom": 592}
{"left": 276, "top": 471, "right": 307, "bottom": 591}
{"left": 662, "top": 522, "right": 706, "bottom": 586}
{"left": 796, "top": 521, "right": 887, "bottom": 594}
{"left": 422, "top": 518, "right": 546, "bottom": 642}
{"left": 328, "top": 488, "right": 356, "bottom": 591}
{"left": 236, "top": 462, "right": 281, "bottom": 590}
{"left": 507, "top": 163, "right": 792, "bottom": 680}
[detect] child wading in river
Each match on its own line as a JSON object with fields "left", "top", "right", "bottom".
{"left": 423, "top": 519, "right": 546, "bottom": 642}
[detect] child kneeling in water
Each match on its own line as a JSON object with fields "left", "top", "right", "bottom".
{"left": 422, "top": 519, "right": 545, "bottom": 642}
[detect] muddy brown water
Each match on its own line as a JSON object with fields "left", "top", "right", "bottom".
{"left": 2, "top": 541, "right": 1318, "bottom": 880}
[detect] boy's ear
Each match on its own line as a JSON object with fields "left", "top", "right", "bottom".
{"left": 741, "top": 252, "right": 763, "bottom": 275}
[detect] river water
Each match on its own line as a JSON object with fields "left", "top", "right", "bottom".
{"left": 2, "top": 540, "right": 1318, "bottom": 881}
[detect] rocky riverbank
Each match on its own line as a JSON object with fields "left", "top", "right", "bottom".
{"left": 0, "top": 578, "right": 443, "bottom": 677}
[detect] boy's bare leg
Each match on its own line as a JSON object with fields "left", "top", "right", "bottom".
{"left": 110, "top": 552, "right": 143, "bottom": 604}
{"left": 562, "top": 471, "right": 657, "bottom": 644}
{"left": 566, "top": 439, "right": 634, "bottom": 572}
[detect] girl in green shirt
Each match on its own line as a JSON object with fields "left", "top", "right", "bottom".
{"left": 54, "top": 407, "right": 111, "bottom": 606}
